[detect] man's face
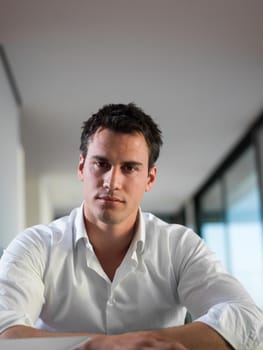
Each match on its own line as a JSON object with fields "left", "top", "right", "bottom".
{"left": 78, "top": 128, "right": 156, "bottom": 228}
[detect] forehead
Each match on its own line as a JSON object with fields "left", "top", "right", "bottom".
{"left": 87, "top": 128, "right": 149, "bottom": 158}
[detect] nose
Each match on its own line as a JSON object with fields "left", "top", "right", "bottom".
{"left": 103, "top": 166, "right": 122, "bottom": 191}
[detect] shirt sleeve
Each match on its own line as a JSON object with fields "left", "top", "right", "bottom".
{"left": 0, "top": 228, "right": 48, "bottom": 333}
{"left": 174, "top": 228, "right": 263, "bottom": 350}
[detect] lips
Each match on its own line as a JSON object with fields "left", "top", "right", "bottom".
{"left": 96, "top": 195, "right": 125, "bottom": 203}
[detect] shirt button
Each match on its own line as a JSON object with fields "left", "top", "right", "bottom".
{"left": 108, "top": 297, "right": 116, "bottom": 306}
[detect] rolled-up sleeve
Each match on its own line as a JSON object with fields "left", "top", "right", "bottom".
{"left": 0, "top": 229, "right": 47, "bottom": 333}
{"left": 198, "top": 302, "right": 263, "bottom": 350}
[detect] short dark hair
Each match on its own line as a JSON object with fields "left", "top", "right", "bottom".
{"left": 80, "top": 103, "right": 163, "bottom": 169}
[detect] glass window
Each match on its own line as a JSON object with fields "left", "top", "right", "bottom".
{"left": 224, "top": 147, "right": 263, "bottom": 307}
{"left": 199, "top": 181, "right": 228, "bottom": 267}
{"left": 198, "top": 145, "right": 263, "bottom": 309}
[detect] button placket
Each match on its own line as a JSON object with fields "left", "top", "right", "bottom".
{"left": 105, "top": 286, "right": 117, "bottom": 333}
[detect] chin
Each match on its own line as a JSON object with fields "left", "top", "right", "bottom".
{"left": 98, "top": 211, "right": 119, "bottom": 224}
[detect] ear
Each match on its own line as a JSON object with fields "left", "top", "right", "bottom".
{"left": 78, "top": 154, "right": 85, "bottom": 181}
{"left": 145, "top": 166, "right": 157, "bottom": 192}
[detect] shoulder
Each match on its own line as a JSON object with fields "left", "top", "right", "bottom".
{"left": 0, "top": 207, "right": 81, "bottom": 282}
{"left": 4, "top": 207, "right": 79, "bottom": 257}
{"left": 142, "top": 212, "right": 209, "bottom": 263}
{"left": 142, "top": 211, "right": 201, "bottom": 245}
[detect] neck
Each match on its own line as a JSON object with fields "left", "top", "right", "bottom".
{"left": 86, "top": 220, "right": 135, "bottom": 253}
{"left": 83, "top": 215, "right": 138, "bottom": 281}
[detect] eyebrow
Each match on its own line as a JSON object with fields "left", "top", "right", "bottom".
{"left": 91, "top": 156, "right": 109, "bottom": 162}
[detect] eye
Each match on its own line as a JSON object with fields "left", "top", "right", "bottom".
{"left": 94, "top": 161, "right": 111, "bottom": 171}
{"left": 122, "top": 164, "right": 138, "bottom": 173}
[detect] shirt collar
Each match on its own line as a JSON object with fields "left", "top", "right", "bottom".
{"left": 74, "top": 202, "right": 90, "bottom": 247}
{"left": 134, "top": 208, "right": 145, "bottom": 255}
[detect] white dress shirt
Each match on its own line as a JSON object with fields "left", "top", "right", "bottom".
{"left": 0, "top": 205, "right": 262, "bottom": 349}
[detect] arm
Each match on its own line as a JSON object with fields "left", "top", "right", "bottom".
{"left": 0, "top": 231, "right": 47, "bottom": 336}
{"left": 0, "top": 325, "right": 86, "bottom": 338}
{"left": 171, "top": 229, "right": 263, "bottom": 350}
{"left": 153, "top": 322, "right": 234, "bottom": 349}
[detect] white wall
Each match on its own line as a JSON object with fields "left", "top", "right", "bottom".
{"left": 0, "top": 55, "right": 25, "bottom": 253}
{"left": 25, "top": 176, "right": 40, "bottom": 227}
{"left": 25, "top": 175, "right": 54, "bottom": 227}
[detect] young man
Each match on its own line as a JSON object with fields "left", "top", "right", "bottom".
{"left": 0, "top": 103, "right": 262, "bottom": 350}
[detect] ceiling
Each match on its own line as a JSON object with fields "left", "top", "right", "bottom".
{"left": 1, "top": 0, "right": 263, "bottom": 216}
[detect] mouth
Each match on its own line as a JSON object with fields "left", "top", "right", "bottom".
{"left": 96, "top": 195, "right": 125, "bottom": 204}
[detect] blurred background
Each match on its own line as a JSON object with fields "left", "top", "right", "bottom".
{"left": 0, "top": 0, "right": 263, "bottom": 308}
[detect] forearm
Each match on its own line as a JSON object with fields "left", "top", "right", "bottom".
{"left": 154, "top": 322, "right": 234, "bottom": 350}
{"left": 0, "top": 325, "right": 93, "bottom": 339}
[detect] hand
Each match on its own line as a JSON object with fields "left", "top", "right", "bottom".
{"left": 76, "top": 332, "right": 189, "bottom": 350}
